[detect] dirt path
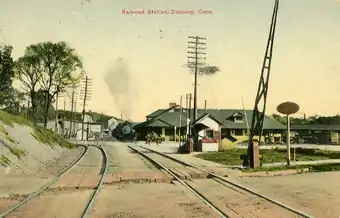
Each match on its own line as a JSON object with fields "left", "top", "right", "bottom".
{"left": 187, "top": 179, "right": 301, "bottom": 218}
{"left": 133, "top": 143, "right": 340, "bottom": 217}
{"left": 1, "top": 146, "right": 104, "bottom": 217}
{"left": 103, "top": 141, "right": 156, "bottom": 173}
{"left": 90, "top": 183, "right": 219, "bottom": 218}
{"left": 4, "top": 142, "right": 340, "bottom": 217}
{"left": 5, "top": 191, "right": 93, "bottom": 218}
{"left": 6, "top": 143, "right": 221, "bottom": 218}
{"left": 100, "top": 142, "right": 171, "bottom": 184}
{"left": 0, "top": 146, "right": 85, "bottom": 199}
{"left": 236, "top": 172, "right": 340, "bottom": 218}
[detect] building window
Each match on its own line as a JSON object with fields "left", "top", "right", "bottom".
{"left": 206, "top": 130, "right": 214, "bottom": 139}
{"left": 234, "top": 129, "right": 243, "bottom": 136}
{"left": 234, "top": 116, "right": 243, "bottom": 123}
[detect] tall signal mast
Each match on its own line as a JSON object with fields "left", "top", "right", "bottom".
{"left": 247, "top": 0, "right": 280, "bottom": 168}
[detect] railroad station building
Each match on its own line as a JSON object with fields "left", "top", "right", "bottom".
{"left": 134, "top": 103, "right": 286, "bottom": 149}
{"left": 290, "top": 124, "right": 340, "bottom": 144}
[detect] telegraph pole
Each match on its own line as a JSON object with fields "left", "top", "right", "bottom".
{"left": 54, "top": 86, "right": 60, "bottom": 134}
{"left": 185, "top": 94, "right": 189, "bottom": 139}
{"left": 187, "top": 36, "right": 206, "bottom": 123}
{"left": 73, "top": 100, "right": 77, "bottom": 135}
{"left": 188, "top": 36, "right": 206, "bottom": 151}
{"left": 62, "top": 98, "right": 66, "bottom": 137}
{"left": 69, "top": 89, "right": 75, "bottom": 139}
{"left": 178, "top": 95, "right": 183, "bottom": 144}
{"left": 80, "top": 74, "right": 92, "bottom": 141}
{"left": 188, "top": 93, "right": 192, "bottom": 136}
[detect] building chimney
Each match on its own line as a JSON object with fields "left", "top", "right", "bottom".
{"left": 169, "top": 102, "right": 177, "bottom": 108}
{"left": 204, "top": 100, "right": 207, "bottom": 113}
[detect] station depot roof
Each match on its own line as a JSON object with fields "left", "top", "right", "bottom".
{"left": 137, "top": 108, "right": 286, "bottom": 130}
{"left": 291, "top": 124, "right": 340, "bottom": 131}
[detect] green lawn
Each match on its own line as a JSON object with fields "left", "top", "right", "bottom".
{"left": 195, "top": 148, "right": 340, "bottom": 166}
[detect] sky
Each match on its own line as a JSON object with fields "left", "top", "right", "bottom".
{"left": 0, "top": 0, "right": 340, "bottom": 121}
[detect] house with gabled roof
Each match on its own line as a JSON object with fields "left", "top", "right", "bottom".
{"left": 134, "top": 102, "right": 286, "bottom": 147}
{"left": 96, "top": 116, "right": 123, "bottom": 136}
{"left": 193, "top": 112, "right": 224, "bottom": 151}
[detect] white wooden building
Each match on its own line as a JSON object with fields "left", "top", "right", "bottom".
{"left": 194, "top": 113, "right": 223, "bottom": 152}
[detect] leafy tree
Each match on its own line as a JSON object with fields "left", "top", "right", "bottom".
{"left": 25, "top": 42, "right": 83, "bottom": 127}
{"left": 0, "top": 45, "right": 15, "bottom": 107}
{"left": 29, "top": 89, "right": 55, "bottom": 122}
{"left": 272, "top": 113, "right": 286, "bottom": 124}
{"left": 271, "top": 113, "right": 340, "bottom": 125}
{"left": 1, "top": 89, "right": 26, "bottom": 114}
{"left": 14, "top": 51, "right": 43, "bottom": 120}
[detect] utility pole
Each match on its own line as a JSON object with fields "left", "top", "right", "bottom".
{"left": 73, "top": 101, "right": 77, "bottom": 135}
{"left": 179, "top": 95, "right": 183, "bottom": 145}
{"left": 188, "top": 93, "right": 192, "bottom": 136}
{"left": 54, "top": 86, "right": 59, "bottom": 134}
{"left": 69, "top": 89, "right": 75, "bottom": 139}
{"left": 187, "top": 36, "right": 206, "bottom": 123}
{"left": 80, "top": 74, "right": 92, "bottom": 141}
{"left": 86, "top": 121, "right": 90, "bottom": 140}
{"left": 188, "top": 36, "right": 206, "bottom": 151}
{"left": 241, "top": 96, "right": 250, "bottom": 136}
{"left": 63, "top": 98, "right": 66, "bottom": 137}
{"left": 185, "top": 94, "right": 189, "bottom": 139}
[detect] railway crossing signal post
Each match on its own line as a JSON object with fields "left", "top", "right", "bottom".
{"left": 187, "top": 36, "right": 206, "bottom": 151}
{"left": 247, "top": 0, "right": 280, "bottom": 168}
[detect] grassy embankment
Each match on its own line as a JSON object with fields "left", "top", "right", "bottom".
{"left": 0, "top": 110, "right": 75, "bottom": 166}
{"left": 195, "top": 147, "right": 340, "bottom": 173}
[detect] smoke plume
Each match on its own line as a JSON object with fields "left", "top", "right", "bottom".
{"left": 105, "top": 57, "right": 134, "bottom": 120}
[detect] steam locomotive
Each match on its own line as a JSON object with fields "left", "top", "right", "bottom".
{"left": 111, "top": 121, "right": 137, "bottom": 141}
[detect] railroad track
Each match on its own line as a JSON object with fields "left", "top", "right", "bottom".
{"left": 129, "top": 145, "right": 314, "bottom": 218}
{"left": 0, "top": 144, "right": 108, "bottom": 218}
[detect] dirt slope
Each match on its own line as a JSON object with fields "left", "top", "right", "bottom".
{"left": 0, "top": 111, "right": 75, "bottom": 176}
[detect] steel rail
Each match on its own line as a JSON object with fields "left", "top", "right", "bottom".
{"left": 140, "top": 146, "right": 314, "bottom": 218}
{"left": 0, "top": 144, "right": 89, "bottom": 217}
{"left": 128, "top": 145, "right": 229, "bottom": 218}
{"left": 80, "top": 144, "right": 109, "bottom": 218}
